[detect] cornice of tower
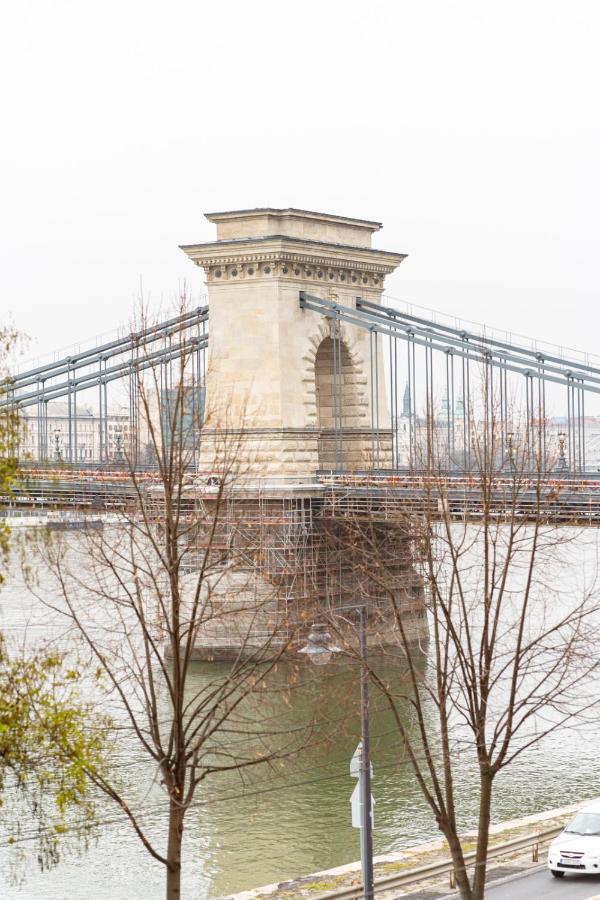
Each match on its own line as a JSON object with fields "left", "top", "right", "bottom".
{"left": 180, "top": 235, "right": 406, "bottom": 287}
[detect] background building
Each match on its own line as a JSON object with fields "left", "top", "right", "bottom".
{"left": 21, "top": 402, "right": 131, "bottom": 463}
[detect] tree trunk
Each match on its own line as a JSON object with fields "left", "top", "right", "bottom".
{"left": 445, "top": 828, "right": 473, "bottom": 900}
{"left": 166, "top": 798, "right": 184, "bottom": 900}
{"left": 472, "top": 771, "right": 493, "bottom": 900}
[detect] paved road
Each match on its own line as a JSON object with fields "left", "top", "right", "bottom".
{"left": 484, "top": 866, "right": 600, "bottom": 899}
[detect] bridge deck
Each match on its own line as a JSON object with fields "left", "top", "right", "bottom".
{"left": 4, "top": 469, "right": 600, "bottom": 526}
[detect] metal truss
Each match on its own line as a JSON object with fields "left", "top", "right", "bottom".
{"left": 300, "top": 292, "right": 598, "bottom": 475}
{"left": 2, "top": 306, "right": 208, "bottom": 467}
{"left": 5, "top": 288, "right": 598, "bottom": 478}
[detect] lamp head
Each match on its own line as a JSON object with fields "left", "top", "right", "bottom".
{"left": 299, "top": 623, "right": 341, "bottom": 666}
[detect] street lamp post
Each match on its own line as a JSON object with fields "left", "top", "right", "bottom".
{"left": 53, "top": 427, "right": 62, "bottom": 461}
{"left": 356, "top": 606, "right": 374, "bottom": 900}
{"left": 506, "top": 431, "right": 515, "bottom": 473}
{"left": 114, "top": 427, "right": 124, "bottom": 462}
{"left": 300, "top": 608, "right": 374, "bottom": 900}
{"left": 557, "top": 432, "right": 568, "bottom": 472}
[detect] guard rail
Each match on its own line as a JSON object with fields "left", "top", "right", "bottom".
{"left": 316, "top": 824, "right": 563, "bottom": 898}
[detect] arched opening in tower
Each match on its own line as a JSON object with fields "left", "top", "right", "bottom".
{"left": 314, "top": 336, "right": 363, "bottom": 470}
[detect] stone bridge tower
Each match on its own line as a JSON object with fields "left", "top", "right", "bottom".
{"left": 179, "top": 209, "right": 424, "bottom": 660}
{"left": 181, "top": 208, "right": 405, "bottom": 476}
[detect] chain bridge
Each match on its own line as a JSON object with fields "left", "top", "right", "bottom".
{"left": 3, "top": 208, "right": 600, "bottom": 524}
{"left": 4, "top": 207, "right": 600, "bottom": 655}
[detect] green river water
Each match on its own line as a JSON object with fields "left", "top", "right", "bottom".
{"left": 1, "top": 529, "right": 600, "bottom": 899}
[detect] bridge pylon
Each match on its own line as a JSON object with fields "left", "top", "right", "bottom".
{"left": 181, "top": 207, "right": 405, "bottom": 477}
{"left": 179, "top": 208, "right": 426, "bottom": 660}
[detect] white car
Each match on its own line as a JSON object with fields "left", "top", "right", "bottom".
{"left": 548, "top": 805, "right": 600, "bottom": 878}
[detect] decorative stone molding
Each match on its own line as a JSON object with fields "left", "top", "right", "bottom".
{"left": 180, "top": 237, "right": 405, "bottom": 290}
{"left": 202, "top": 261, "right": 387, "bottom": 288}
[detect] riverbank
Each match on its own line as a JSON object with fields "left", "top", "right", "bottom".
{"left": 228, "top": 796, "right": 599, "bottom": 900}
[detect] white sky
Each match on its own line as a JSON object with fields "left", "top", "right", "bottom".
{"left": 1, "top": 0, "right": 599, "bottom": 362}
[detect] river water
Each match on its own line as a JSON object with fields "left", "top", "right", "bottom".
{"left": 2, "top": 528, "right": 600, "bottom": 899}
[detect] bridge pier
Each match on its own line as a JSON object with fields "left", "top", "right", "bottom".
{"left": 178, "top": 208, "right": 425, "bottom": 658}
{"left": 181, "top": 480, "right": 428, "bottom": 660}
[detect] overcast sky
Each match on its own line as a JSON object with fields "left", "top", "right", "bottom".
{"left": 1, "top": 0, "right": 599, "bottom": 363}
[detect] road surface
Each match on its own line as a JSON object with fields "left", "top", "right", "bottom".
{"left": 483, "top": 866, "right": 600, "bottom": 899}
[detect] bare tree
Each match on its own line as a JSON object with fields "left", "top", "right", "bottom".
{"left": 31, "top": 299, "right": 319, "bottom": 899}
{"left": 325, "top": 385, "right": 600, "bottom": 900}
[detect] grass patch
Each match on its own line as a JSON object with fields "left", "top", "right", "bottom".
{"left": 287, "top": 814, "right": 570, "bottom": 898}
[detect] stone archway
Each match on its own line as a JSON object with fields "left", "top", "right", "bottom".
{"left": 314, "top": 335, "right": 364, "bottom": 470}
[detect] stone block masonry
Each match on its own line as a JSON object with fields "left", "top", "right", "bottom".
{"left": 180, "top": 207, "right": 406, "bottom": 477}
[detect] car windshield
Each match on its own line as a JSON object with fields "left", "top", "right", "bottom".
{"left": 565, "top": 812, "right": 600, "bottom": 836}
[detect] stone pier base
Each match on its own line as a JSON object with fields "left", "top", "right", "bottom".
{"left": 179, "top": 478, "right": 427, "bottom": 660}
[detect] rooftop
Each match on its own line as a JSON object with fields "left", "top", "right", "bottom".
{"left": 201, "top": 207, "right": 384, "bottom": 249}
{"left": 205, "top": 207, "right": 382, "bottom": 229}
